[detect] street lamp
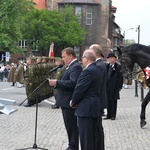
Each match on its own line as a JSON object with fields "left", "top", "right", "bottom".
{"left": 123, "top": 28, "right": 134, "bottom": 45}
{"left": 136, "top": 25, "right": 143, "bottom": 100}
{"left": 136, "top": 25, "right": 140, "bottom": 44}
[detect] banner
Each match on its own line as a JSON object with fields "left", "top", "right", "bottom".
{"left": 49, "top": 43, "right": 54, "bottom": 57}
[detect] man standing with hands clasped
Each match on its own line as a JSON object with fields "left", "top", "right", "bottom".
{"left": 49, "top": 47, "right": 82, "bottom": 150}
{"left": 104, "top": 52, "right": 123, "bottom": 120}
{"left": 70, "top": 49, "right": 104, "bottom": 150}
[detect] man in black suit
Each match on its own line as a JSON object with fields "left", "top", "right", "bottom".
{"left": 49, "top": 47, "right": 82, "bottom": 150}
{"left": 89, "top": 44, "right": 107, "bottom": 150}
{"left": 70, "top": 49, "right": 103, "bottom": 150}
{"left": 105, "top": 52, "right": 123, "bottom": 120}
{"left": 90, "top": 44, "right": 107, "bottom": 115}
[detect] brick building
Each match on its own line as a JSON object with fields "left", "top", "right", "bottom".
{"left": 8, "top": 0, "right": 123, "bottom": 64}
{"left": 57, "top": 0, "right": 112, "bottom": 58}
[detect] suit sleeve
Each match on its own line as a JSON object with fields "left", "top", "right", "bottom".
{"left": 72, "top": 69, "right": 93, "bottom": 106}
{"left": 56, "top": 65, "right": 82, "bottom": 89}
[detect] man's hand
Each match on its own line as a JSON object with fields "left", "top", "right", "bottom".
{"left": 70, "top": 100, "right": 77, "bottom": 109}
{"left": 49, "top": 79, "right": 57, "bottom": 87}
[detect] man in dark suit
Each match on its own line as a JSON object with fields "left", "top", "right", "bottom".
{"left": 70, "top": 49, "right": 104, "bottom": 150}
{"left": 49, "top": 47, "right": 82, "bottom": 150}
{"left": 90, "top": 44, "right": 107, "bottom": 115}
{"left": 105, "top": 52, "right": 123, "bottom": 120}
{"left": 89, "top": 44, "right": 107, "bottom": 150}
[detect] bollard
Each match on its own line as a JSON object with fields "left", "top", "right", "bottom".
{"left": 135, "top": 79, "right": 138, "bottom": 97}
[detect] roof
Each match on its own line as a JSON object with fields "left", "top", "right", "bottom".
{"left": 58, "top": 0, "right": 100, "bottom": 4}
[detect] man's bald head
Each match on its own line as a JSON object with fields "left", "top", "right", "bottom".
{"left": 89, "top": 44, "right": 103, "bottom": 58}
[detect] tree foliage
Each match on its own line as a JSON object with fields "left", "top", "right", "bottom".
{"left": 59, "top": 5, "right": 86, "bottom": 47}
{"left": 124, "top": 39, "right": 136, "bottom": 46}
{"left": 0, "top": 0, "right": 34, "bottom": 53}
{"left": 23, "top": 5, "right": 86, "bottom": 56}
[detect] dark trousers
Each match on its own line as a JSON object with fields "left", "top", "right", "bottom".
{"left": 78, "top": 116, "right": 99, "bottom": 150}
{"left": 107, "top": 98, "right": 117, "bottom": 118}
{"left": 61, "top": 108, "right": 79, "bottom": 150}
{"left": 95, "top": 116, "right": 105, "bottom": 150}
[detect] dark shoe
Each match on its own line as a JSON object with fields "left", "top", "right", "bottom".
{"left": 111, "top": 117, "right": 115, "bottom": 120}
{"left": 52, "top": 104, "right": 59, "bottom": 109}
{"left": 103, "top": 117, "right": 111, "bottom": 120}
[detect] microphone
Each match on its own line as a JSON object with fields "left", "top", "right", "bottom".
{"left": 49, "top": 64, "right": 63, "bottom": 73}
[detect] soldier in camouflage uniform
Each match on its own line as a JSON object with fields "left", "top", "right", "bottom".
{"left": 24, "top": 56, "right": 58, "bottom": 107}
{"left": 39, "top": 57, "right": 55, "bottom": 101}
{"left": 24, "top": 57, "right": 37, "bottom": 107}
{"left": 15, "top": 61, "right": 25, "bottom": 87}
{"left": 7, "top": 63, "right": 17, "bottom": 86}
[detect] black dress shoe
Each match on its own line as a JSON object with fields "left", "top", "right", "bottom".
{"left": 111, "top": 117, "right": 115, "bottom": 120}
{"left": 101, "top": 113, "right": 106, "bottom": 116}
{"left": 52, "top": 104, "right": 59, "bottom": 109}
{"left": 103, "top": 117, "right": 111, "bottom": 120}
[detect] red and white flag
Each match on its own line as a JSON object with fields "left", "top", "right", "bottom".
{"left": 49, "top": 43, "right": 54, "bottom": 57}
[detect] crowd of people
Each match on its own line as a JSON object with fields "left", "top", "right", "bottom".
{"left": 1, "top": 57, "right": 63, "bottom": 107}
{"left": 1, "top": 45, "right": 123, "bottom": 150}
{"left": 0, "top": 64, "right": 10, "bottom": 82}
{"left": 49, "top": 45, "right": 123, "bottom": 150}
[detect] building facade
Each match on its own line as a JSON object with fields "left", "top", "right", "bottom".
{"left": 57, "top": 0, "right": 111, "bottom": 58}
{"left": 9, "top": 0, "right": 123, "bottom": 64}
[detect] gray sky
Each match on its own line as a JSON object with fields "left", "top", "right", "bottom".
{"left": 112, "top": 0, "right": 150, "bottom": 46}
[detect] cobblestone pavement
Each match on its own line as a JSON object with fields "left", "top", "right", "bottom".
{"left": 0, "top": 82, "right": 150, "bottom": 150}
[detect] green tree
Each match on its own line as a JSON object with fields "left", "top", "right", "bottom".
{"left": 124, "top": 39, "right": 136, "bottom": 46}
{"left": 59, "top": 5, "right": 86, "bottom": 47}
{"left": 23, "top": 5, "right": 86, "bottom": 56}
{"left": 0, "top": 0, "right": 34, "bottom": 53}
{"left": 23, "top": 9, "right": 64, "bottom": 55}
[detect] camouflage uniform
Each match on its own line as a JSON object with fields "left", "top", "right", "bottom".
{"left": 24, "top": 56, "right": 61, "bottom": 106}
{"left": 39, "top": 57, "right": 55, "bottom": 101}
{"left": 24, "top": 57, "right": 37, "bottom": 106}
{"left": 15, "top": 63, "right": 24, "bottom": 84}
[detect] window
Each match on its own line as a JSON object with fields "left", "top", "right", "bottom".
{"left": 86, "top": 8, "right": 92, "bottom": 25}
{"left": 74, "top": 46, "right": 80, "bottom": 60}
{"left": 75, "top": 6, "right": 81, "bottom": 24}
{"left": 32, "top": 40, "right": 39, "bottom": 51}
{"left": 19, "top": 40, "right": 27, "bottom": 49}
{"left": 19, "top": 39, "right": 39, "bottom": 51}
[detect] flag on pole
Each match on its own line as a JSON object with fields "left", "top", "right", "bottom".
{"left": 49, "top": 43, "right": 54, "bottom": 57}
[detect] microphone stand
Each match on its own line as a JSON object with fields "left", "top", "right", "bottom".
{"left": 19, "top": 72, "right": 55, "bottom": 106}
{"left": 19, "top": 64, "right": 63, "bottom": 106}
{"left": 16, "top": 72, "right": 55, "bottom": 150}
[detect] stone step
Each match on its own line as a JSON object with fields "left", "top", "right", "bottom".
{"left": 0, "top": 103, "right": 5, "bottom": 110}
{"left": 0, "top": 98, "right": 16, "bottom": 105}
{"left": 0, "top": 105, "right": 18, "bottom": 115}
{"left": 0, "top": 99, "right": 17, "bottom": 115}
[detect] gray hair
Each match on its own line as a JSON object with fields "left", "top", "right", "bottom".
{"left": 83, "top": 49, "right": 96, "bottom": 61}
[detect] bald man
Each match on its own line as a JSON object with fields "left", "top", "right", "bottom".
{"left": 70, "top": 49, "right": 104, "bottom": 150}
